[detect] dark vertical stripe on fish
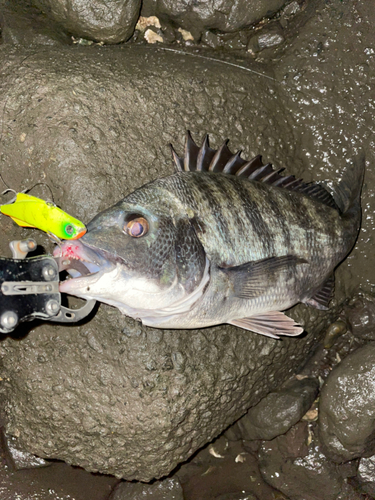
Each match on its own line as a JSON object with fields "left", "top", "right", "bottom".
{"left": 265, "top": 187, "right": 292, "bottom": 250}
{"left": 190, "top": 174, "right": 232, "bottom": 249}
{"left": 231, "top": 179, "right": 275, "bottom": 255}
{"left": 212, "top": 175, "right": 247, "bottom": 237}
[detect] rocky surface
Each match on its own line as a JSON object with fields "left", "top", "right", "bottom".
{"left": 258, "top": 422, "right": 361, "bottom": 500}
{"left": 0, "top": 306, "right": 330, "bottom": 481}
{"left": 141, "top": 0, "right": 288, "bottom": 39}
{"left": 32, "top": 0, "right": 142, "bottom": 44}
{"left": 3, "top": 432, "right": 49, "bottom": 470}
{"left": 0, "top": 428, "right": 119, "bottom": 500}
{"left": 0, "top": 0, "right": 374, "bottom": 497}
{"left": 109, "top": 478, "right": 184, "bottom": 500}
{"left": 235, "top": 376, "right": 319, "bottom": 441}
{"left": 0, "top": 41, "right": 338, "bottom": 481}
{"left": 1, "top": 0, "right": 71, "bottom": 47}
{"left": 357, "top": 455, "right": 375, "bottom": 497}
{"left": 319, "top": 342, "right": 375, "bottom": 463}
{"left": 247, "top": 23, "right": 285, "bottom": 54}
{"left": 0, "top": 462, "right": 118, "bottom": 500}
{"left": 347, "top": 294, "right": 375, "bottom": 341}
{"left": 175, "top": 435, "right": 279, "bottom": 499}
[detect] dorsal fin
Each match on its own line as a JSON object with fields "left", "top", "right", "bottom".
{"left": 170, "top": 132, "right": 338, "bottom": 210}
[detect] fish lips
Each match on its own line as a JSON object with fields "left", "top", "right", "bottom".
{"left": 54, "top": 238, "right": 119, "bottom": 294}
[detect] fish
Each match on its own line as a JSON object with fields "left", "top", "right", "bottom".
{"left": 55, "top": 132, "right": 364, "bottom": 338}
{"left": 0, "top": 192, "right": 87, "bottom": 240}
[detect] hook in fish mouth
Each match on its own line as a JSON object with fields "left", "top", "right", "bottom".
{"left": 54, "top": 255, "right": 96, "bottom": 277}
{"left": 53, "top": 241, "right": 103, "bottom": 280}
{"left": 52, "top": 240, "right": 118, "bottom": 296}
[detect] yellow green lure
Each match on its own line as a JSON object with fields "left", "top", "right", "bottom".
{"left": 0, "top": 192, "right": 86, "bottom": 240}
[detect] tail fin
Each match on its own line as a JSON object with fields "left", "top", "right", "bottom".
{"left": 331, "top": 153, "right": 365, "bottom": 214}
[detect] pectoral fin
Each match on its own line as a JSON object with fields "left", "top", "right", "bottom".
{"left": 221, "top": 255, "right": 307, "bottom": 300}
{"left": 228, "top": 311, "right": 304, "bottom": 339}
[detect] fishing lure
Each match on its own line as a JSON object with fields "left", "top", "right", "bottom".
{"left": 0, "top": 192, "right": 86, "bottom": 240}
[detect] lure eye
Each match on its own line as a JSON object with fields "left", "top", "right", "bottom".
{"left": 125, "top": 217, "right": 149, "bottom": 238}
{"left": 65, "top": 224, "right": 74, "bottom": 236}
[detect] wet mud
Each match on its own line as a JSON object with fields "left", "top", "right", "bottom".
{"left": 0, "top": 0, "right": 374, "bottom": 498}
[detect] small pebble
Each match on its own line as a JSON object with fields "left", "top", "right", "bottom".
{"left": 136, "top": 16, "right": 161, "bottom": 31}
{"left": 144, "top": 29, "right": 164, "bottom": 44}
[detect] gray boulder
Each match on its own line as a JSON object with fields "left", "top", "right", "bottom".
{"left": 32, "top": 0, "right": 142, "bottom": 43}
{"left": 357, "top": 455, "right": 375, "bottom": 497}
{"left": 346, "top": 294, "right": 375, "bottom": 340}
{"left": 142, "top": 0, "right": 287, "bottom": 37}
{"left": 258, "top": 423, "right": 361, "bottom": 500}
{"left": 319, "top": 343, "right": 375, "bottom": 463}
{"left": 0, "top": 44, "right": 334, "bottom": 481}
{"left": 1, "top": 0, "right": 71, "bottom": 47}
{"left": 236, "top": 377, "right": 319, "bottom": 441}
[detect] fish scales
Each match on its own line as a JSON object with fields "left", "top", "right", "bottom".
{"left": 56, "top": 133, "right": 364, "bottom": 339}
{"left": 162, "top": 173, "right": 278, "bottom": 263}
{"left": 158, "top": 172, "right": 347, "bottom": 271}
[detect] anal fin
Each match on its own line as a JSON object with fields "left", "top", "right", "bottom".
{"left": 228, "top": 311, "right": 304, "bottom": 339}
{"left": 304, "top": 275, "right": 335, "bottom": 310}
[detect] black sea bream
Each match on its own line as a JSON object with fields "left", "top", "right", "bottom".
{"left": 56, "top": 133, "right": 364, "bottom": 338}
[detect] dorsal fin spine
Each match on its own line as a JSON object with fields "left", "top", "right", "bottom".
{"left": 170, "top": 144, "right": 184, "bottom": 172}
{"left": 170, "top": 132, "right": 338, "bottom": 210}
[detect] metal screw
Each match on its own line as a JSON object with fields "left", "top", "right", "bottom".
{"left": 42, "top": 265, "right": 57, "bottom": 281}
{"left": 1, "top": 311, "right": 18, "bottom": 330}
{"left": 45, "top": 300, "right": 60, "bottom": 316}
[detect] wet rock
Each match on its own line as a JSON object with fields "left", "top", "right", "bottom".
{"left": 0, "top": 462, "right": 119, "bottom": 500}
{"left": 282, "top": 1, "right": 301, "bottom": 18}
{"left": 176, "top": 438, "right": 279, "bottom": 499}
{"left": 0, "top": 431, "right": 119, "bottom": 500}
{"left": 319, "top": 343, "right": 375, "bottom": 463}
{"left": 201, "top": 30, "right": 224, "bottom": 49}
{"left": 224, "top": 425, "right": 242, "bottom": 442}
{"left": 215, "top": 493, "right": 258, "bottom": 500}
{"left": 258, "top": 422, "right": 361, "bottom": 500}
{"left": 143, "top": 0, "right": 288, "bottom": 38}
{"left": 0, "top": 44, "right": 334, "bottom": 481}
{"left": 247, "top": 23, "right": 285, "bottom": 54}
{"left": 109, "top": 478, "right": 184, "bottom": 499}
{"left": 346, "top": 294, "right": 375, "bottom": 340}
{"left": 1, "top": 0, "right": 71, "bottom": 46}
{"left": 32, "top": 0, "right": 142, "bottom": 43}
{"left": 323, "top": 320, "right": 347, "bottom": 349}
{"left": 357, "top": 455, "right": 375, "bottom": 497}
{"left": 2, "top": 431, "right": 49, "bottom": 470}
{"left": 272, "top": 0, "right": 375, "bottom": 298}
{"left": 257, "top": 28, "right": 284, "bottom": 50}
{"left": 236, "top": 377, "right": 319, "bottom": 441}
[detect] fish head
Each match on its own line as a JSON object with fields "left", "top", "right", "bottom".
{"left": 56, "top": 183, "right": 208, "bottom": 319}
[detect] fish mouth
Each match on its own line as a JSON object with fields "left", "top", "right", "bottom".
{"left": 53, "top": 240, "right": 117, "bottom": 293}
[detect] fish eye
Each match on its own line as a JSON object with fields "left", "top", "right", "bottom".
{"left": 124, "top": 216, "right": 149, "bottom": 238}
{"left": 65, "top": 224, "right": 74, "bottom": 236}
